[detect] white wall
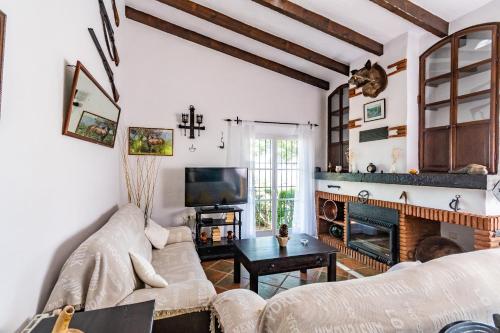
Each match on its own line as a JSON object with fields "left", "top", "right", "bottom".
{"left": 0, "top": 1, "right": 124, "bottom": 331}
{"left": 349, "top": 33, "right": 409, "bottom": 173}
{"left": 119, "top": 18, "right": 325, "bottom": 226}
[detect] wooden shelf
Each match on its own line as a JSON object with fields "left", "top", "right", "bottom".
{"left": 425, "top": 89, "right": 491, "bottom": 110}
{"left": 425, "top": 59, "right": 492, "bottom": 87}
{"left": 457, "top": 88, "right": 491, "bottom": 104}
{"left": 331, "top": 124, "right": 349, "bottom": 131}
{"left": 319, "top": 215, "right": 345, "bottom": 227}
{"left": 425, "top": 98, "right": 450, "bottom": 110}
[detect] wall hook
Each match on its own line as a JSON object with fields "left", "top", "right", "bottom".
{"left": 218, "top": 132, "right": 225, "bottom": 149}
{"left": 189, "top": 144, "right": 196, "bottom": 153}
{"left": 399, "top": 191, "right": 408, "bottom": 205}
{"left": 449, "top": 195, "right": 461, "bottom": 212}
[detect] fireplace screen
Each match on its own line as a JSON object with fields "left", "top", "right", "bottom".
{"left": 347, "top": 203, "right": 399, "bottom": 265}
{"left": 349, "top": 219, "right": 392, "bottom": 259}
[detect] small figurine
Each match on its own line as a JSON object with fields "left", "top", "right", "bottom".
{"left": 212, "top": 227, "right": 221, "bottom": 242}
{"left": 409, "top": 168, "right": 419, "bottom": 175}
{"left": 227, "top": 231, "right": 234, "bottom": 241}
{"left": 200, "top": 231, "right": 208, "bottom": 243}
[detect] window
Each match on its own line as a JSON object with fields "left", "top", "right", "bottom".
{"left": 253, "top": 138, "right": 298, "bottom": 235}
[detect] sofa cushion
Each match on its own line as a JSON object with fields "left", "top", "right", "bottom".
{"left": 165, "top": 226, "right": 193, "bottom": 245}
{"left": 118, "top": 279, "right": 216, "bottom": 320}
{"left": 256, "top": 249, "right": 500, "bottom": 333}
{"left": 211, "top": 289, "right": 266, "bottom": 333}
{"left": 152, "top": 241, "right": 207, "bottom": 283}
{"left": 129, "top": 251, "right": 168, "bottom": 288}
{"left": 44, "top": 204, "right": 152, "bottom": 313}
{"left": 145, "top": 219, "right": 170, "bottom": 249}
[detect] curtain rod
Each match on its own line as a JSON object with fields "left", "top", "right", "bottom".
{"left": 224, "top": 117, "right": 319, "bottom": 128}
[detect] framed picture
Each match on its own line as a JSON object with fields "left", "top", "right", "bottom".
{"left": 364, "top": 99, "right": 386, "bottom": 122}
{"left": 129, "top": 127, "right": 174, "bottom": 156}
{"left": 75, "top": 111, "right": 118, "bottom": 146}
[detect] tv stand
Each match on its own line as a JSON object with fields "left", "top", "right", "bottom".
{"left": 194, "top": 206, "right": 243, "bottom": 261}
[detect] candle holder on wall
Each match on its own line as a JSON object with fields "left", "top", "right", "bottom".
{"left": 178, "top": 105, "right": 206, "bottom": 139}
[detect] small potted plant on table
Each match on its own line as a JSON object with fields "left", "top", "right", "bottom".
{"left": 276, "top": 224, "right": 289, "bottom": 247}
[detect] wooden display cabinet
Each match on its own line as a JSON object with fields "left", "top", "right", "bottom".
{"left": 327, "top": 84, "right": 350, "bottom": 171}
{"left": 419, "top": 23, "right": 499, "bottom": 173}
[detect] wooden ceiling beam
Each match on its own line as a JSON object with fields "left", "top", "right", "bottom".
{"left": 369, "top": 0, "right": 448, "bottom": 37}
{"left": 125, "top": 7, "right": 330, "bottom": 90}
{"left": 251, "top": 0, "right": 383, "bottom": 56}
{"left": 156, "top": 0, "right": 349, "bottom": 75}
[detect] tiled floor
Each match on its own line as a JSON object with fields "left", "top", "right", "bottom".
{"left": 202, "top": 252, "right": 381, "bottom": 299}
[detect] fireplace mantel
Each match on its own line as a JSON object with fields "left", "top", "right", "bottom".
{"left": 316, "top": 172, "right": 488, "bottom": 190}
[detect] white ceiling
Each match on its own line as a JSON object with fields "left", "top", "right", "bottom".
{"left": 125, "top": 0, "right": 494, "bottom": 85}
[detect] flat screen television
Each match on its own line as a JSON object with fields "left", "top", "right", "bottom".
{"left": 185, "top": 167, "right": 248, "bottom": 208}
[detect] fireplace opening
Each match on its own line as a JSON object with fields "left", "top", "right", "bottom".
{"left": 347, "top": 203, "right": 399, "bottom": 265}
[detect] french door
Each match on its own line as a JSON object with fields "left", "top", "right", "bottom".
{"left": 253, "top": 137, "right": 298, "bottom": 236}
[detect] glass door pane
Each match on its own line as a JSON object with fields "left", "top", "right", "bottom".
{"left": 254, "top": 139, "right": 273, "bottom": 232}
{"left": 425, "top": 42, "right": 451, "bottom": 79}
{"left": 457, "top": 30, "right": 493, "bottom": 67}
{"left": 457, "top": 29, "right": 493, "bottom": 124}
{"left": 276, "top": 139, "right": 298, "bottom": 230}
{"left": 424, "top": 42, "right": 451, "bottom": 129}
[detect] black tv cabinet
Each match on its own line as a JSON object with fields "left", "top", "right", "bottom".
{"left": 195, "top": 206, "right": 243, "bottom": 261}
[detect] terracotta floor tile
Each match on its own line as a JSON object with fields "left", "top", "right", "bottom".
{"left": 205, "top": 269, "right": 227, "bottom": 284}
{"left": 217, "top": 275, "right": 249, "bottom": 290}
{"left": 201, "top": 260, "right": 217, "bottom": 269}
{"left": 215, "top": 286, "right": 228, "bottom": 294}
{"left": 339, "top": 257, "right": 366, "bottom": 270}
{"left": 211, "top": 260, "right": 234, "bottom": 273}
{"left": 356, "top": 267, "right": 381, "bottom": 277}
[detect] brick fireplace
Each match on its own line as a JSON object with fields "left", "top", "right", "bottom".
{"left": 316, "top": 190, "right": 500, "bottom": 272}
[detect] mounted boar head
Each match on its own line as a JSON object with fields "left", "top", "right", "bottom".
{"left": 348, "top": 60, "right": 388, "bottom": 98}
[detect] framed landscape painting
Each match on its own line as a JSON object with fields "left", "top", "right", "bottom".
{"left": 75, "top": 111, "right": 117, "bottom": 146}
{"left": 129, "top": 127, "right": 173, "bottom": 156}
{"left": 364, "top": 99, "right": 386, "bottom": 122}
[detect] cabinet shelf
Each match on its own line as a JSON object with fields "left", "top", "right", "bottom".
{"left": 425, "top": 59, "right": 492, "bottom": 87}
{"left": 425, "top": 89, "right": 491, "bottom": 110}
{"left": 319, "top": 215, "right": 345, "bottom": 227}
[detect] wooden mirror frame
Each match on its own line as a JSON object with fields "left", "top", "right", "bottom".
{"left": 0, "top": 11, "right": 6, "bottom": 116}
{"left": 63, "top": 61, "right": 121, "bottom": 148}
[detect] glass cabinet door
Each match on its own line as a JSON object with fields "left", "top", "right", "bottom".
{"left": 419, "top": 23, "right": 499, "bottom": 174}
{"left": 421, "top": 41, "right": 452, "bottom": 171}
{"left": 454, "top": 27, "right": 495, "bottom": 169}
{"left": 328, "top": 84, "right": 349, "bottom": 171}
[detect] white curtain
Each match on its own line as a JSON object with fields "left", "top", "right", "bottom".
{"left": 226, "top": 122, "right": 257, "bottom": 239}
{"left": 292, "top": 125, "right": 317, "bottom": 236}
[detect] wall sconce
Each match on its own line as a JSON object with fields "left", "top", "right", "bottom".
{"left": 178, "top": 105, "right": 206, "bottom": 139}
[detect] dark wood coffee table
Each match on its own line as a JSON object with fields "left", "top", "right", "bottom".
{"left": 233, "top": 234, "right": 338, "bottom": 293}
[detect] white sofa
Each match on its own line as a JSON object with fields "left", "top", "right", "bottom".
{"left": 212, "top": 249, "right": 500, "bottom": 333}
{"left": 44, "top": 204, "right": 216, "bottom": 332}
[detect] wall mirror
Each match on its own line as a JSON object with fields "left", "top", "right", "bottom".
{"left": 63, "top": 61, "right": 121, "bottom": 148}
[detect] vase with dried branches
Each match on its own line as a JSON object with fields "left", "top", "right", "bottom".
{"left": 120, "top": 131, "right": 161, "bottom": 223}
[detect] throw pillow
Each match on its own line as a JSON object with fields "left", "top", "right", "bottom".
{"left": 145, "top": 219, "right": 170, "bottom": 249}
{"left": 129, "top": 251, "right": 168, "bottom": 288}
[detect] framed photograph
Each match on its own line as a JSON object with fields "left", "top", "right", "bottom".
{"left": 129, "top": 127, "right": 173, "bottom": 156}
{"left": 364, "top": 99, "right": 386, "bottom": 122}
{"left": 75, "top": 111, "right": 118, "bottom": 146}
